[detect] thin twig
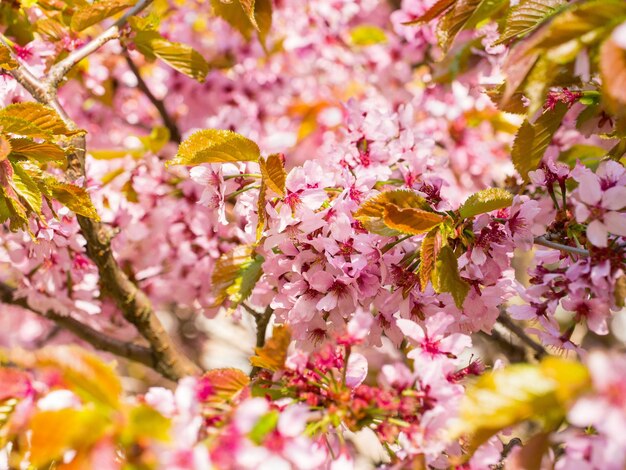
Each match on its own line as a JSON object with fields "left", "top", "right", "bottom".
{"left": 497, "top": 312, "right": 548, "bottom": 359}
{"left": 249, "top": 305, "right": 273, "bottom": 377}
{"left": 46, "top": 0, "right": 154, "bottom": 88}
{"left": 534, "top": 236, "right": 590, "bottom": 257}
{"left": 0, "top": 283, "right": 155, "bottom": 369}
{"left": 124, "top": 52, "right": 182, "bottom": 143}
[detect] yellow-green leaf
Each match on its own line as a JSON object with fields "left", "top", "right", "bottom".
{"left": 349, "top": 25, "right": 388, "bottom": 46}
{"left": 120, "top": 404, "right": 171, "bottom": 446}
{"left": 9, "top": 138, "right": 66, "bottom": 164}
{"left": 511, "top": 102, "right": 568, "bottom": 180}
{"left": 134, "top": 31, "right": 209, "bottom": 82}
{"left": 458, "top": 188, "right": 513, "bottom": 219}
{"left": 0, "top": 103, "right": 80, "bottom": 136}
{"left": 354, "top": 189, "right": 435, "bottom": 236}
{"left": 432, "top": 245, "right": 469, "bottom": 308}
{"left": 495, "top": 0, "right": 567, "bottom": 46}
{"left": 383, "top": 204, "right": 445, "bottom": 235}
{"left": 71, "top": 0, "right": 135, "bottom": 31}
{"left": 210, "top": 0, "right": 272, "bottom": 47}
{"left": 211, "top": 245, "right": 263, "bottom": 307}
{"left": 0, "top": 43, "right": 18, "bottom": 70}
{"left": 451, "top": 357, "right": 590, "bottom": 456}
{"left": 250, "top": 325, "right": 291, "bottom": 371}
{"left": 0, "top": 116, "right": 52, "bottom": 139}
{"left": 11, "top": 161, "right": 42, "bottom": 216}
{"left": 29, "top": 346, "right": 121, "bottom": 408}
{"left": 259, "top": 153, "right": 286, "bottom": 196}
{"left": 256, "top": 180, "right": 267, "bottom": 241}
{"left": 168, "top": 129, "right": 260, "bottom": 166}
{"left": 39, "top": 176, "right": 100, "bottom": 220}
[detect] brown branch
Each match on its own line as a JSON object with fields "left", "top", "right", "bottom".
{"left": 0, "top": 11, "right": 201, "bottom": 381}
{"left": 0, "top": 283, "right": 154, "bottom": 368}
{"left": 497, "top": 312, "right": 548, "bottom": 359}
{"left": 124, "top": 52, "right": 182, "bottom": 143}
{"left": 244, "top": 304, "right": 273, "bottom": 377}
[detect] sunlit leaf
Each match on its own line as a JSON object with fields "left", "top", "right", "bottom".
{"left": 211, "top": 244, "right": 263, "bottom": 307}
{"left": 27, "top": 408, "right": 108, "bottom": 468}
{"left": 511, "top": 102, "right": 568, "bottom": 180}
{"left": 249, "top": 410, "right": 279, "bottom": 444}
{"left": 259, "top": 153, "right": 286, "bottom": 196}
{"left": 202, "top": 368, "right": 250, "bottom": 400}
{"left": 71, "top": 0, "right": 135, "bottom": 31}
{"left": 11, "top": 161, "right": 42, "bottom": 216}
{"left": 250, "top": 325, "right": 291, "bottom": 371}
{"left": 418, "top": 228, "right": 441, "bottom": 291}
{"left": 133, "top": 30, "right": 209, "bottom": 82}
{"left": 9, "top": 138, "right": 66, "bottom": 164}
{"left": 0, "top": 103, "right": 81, "bottom": 136}
{"left": 211, "top": 0, "right": 272, "bottom": 46}
{"left": 349, "top": 25, "right": 388, "bottom": 46}
{"left": 120, "top": 404, "right": 171, "bottom": 446}
{"left": 354, "top": 189, "right": 435, "bottom": 236}
{"left": 0, "top": 43, "right": 18, "bottom": 70}
{"left": 615, "top": 276, "right": 626, "bottom": 308}
{"left": 458, "top": 188, "right": 513, "bottom": 219}
{"left": 168, "top": 129, "right": 260, "bottom": 166}
{"left": 256, "top": 180, "right": 267, "bottom": 241}
{"left": 38, "top": 176, "right": 100, "bottom": 220}
{"left": 432, "top": 245, "right": 469, "bottom": 308}
{"left": 0, "top": 116, "right": 53, "bottom": 139}
{"left": 0, "top": 134, "right": 10, "bottom": 162}
{"left": 28, "top": 346, "right": 122, "bottom": 408}
{"left": 451, "top": 357, "right": 590, "bottom": 456}
{"left": 495, "top": 0, "right": 567, "bottom": 45}
{"left": 383, "top": 204, "right": 445, "bottom": 235}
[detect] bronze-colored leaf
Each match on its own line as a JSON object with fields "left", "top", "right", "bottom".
{"left": 250, "top": 325, "right": 291, "bottom": 371}
{"left": 259, "top": 153, "right": 286, "bottom": 196}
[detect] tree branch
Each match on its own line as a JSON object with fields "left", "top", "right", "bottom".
{"left": 0, "top": 8, "right": 201, "bottom": 381}
{"left": 533, "top": 236, "right": 589, "bottom": 257}
{"left": 0, "top": 283, "right": 155, "bottom": 369}
{"left": 497, "top": 312, "right": 548, "bottom": 359}
{"left": 45, "top": 0, "right": 154, "bottom": 88}
{"left": 124, "top": 52, "right": 182, "bottom": 143}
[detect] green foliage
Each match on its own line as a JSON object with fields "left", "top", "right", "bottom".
{"left": 211, "top": 0, "right": 273, "bottom": 48}
{"left": 210, "top": 245, "right": 265, "bottom": 309}
{"left": 168, "top": 129, "right": 261, "bottom": 166}
{"left": 133, "top": 30, "right": 209, "bottom": 82}
{"left": 432, "top": 244, "right": 470, "bottom": 308}
{"left": 451, "top": 357, "right": 591, "bottom": 456}
{"left": 458, "top": 188, "right": 513, "bottom": 219}
{"left": 511, "top": 103, "right": 568, "bottom": 180}
{"left": 349, "top": 25, "right": 388, "bottom": 46}
{"left": 70, "top": 0, "right": 135, "bottom": 31}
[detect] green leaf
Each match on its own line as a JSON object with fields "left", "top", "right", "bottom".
{"left": 0, "top": 43, "right": 18, "bottom": 70}
{"left": 71, "top": 0, "right": 135, "bottom": 31}
{"left": 9, "top": 138, "right": 66, "bottom": 164}
{"left": 249, "top": 410, "right": 279, "bottom": 444}
{"left": 451, "top": 357, "right": 590, "bottom": 456}
{"left": 211, "top": 245, "right": 263, "bottom": 308}
{"left": 495, "top": 0, "right": 567, "bottom": 45}
{"left": 39, "top": 177, "right": 100, "bottom": 220}
{"left": 168, "top": 129, "right": 261, "bottom": 166}
{"left": 259, "top": 153, "right": 286, "bottom": 196}
{"left": 0, "top": 116, "right": 53, "bottom": 139}
{"left": 382, "top": 204, "right": 445, "bottom": 235}
{"left": 458, "top": 188, "right": 513, "bottom": 219}
{"left": 11, "top": 161, "right": 42, "bottom": 216}
{"left": 511, "top": 102, "right": 568, "bottom": 180}
{"left": 354, "top": 189, "right": 435, "bottom": 236}
{"left": 558, "top": 144, "right": 606, "bottom": 169}
{"left": 210, "top": 0, "right": 272, "bottom": 47}
{"left": 0, "top": 103, "right": 80, "bottom": 136}
{"left": 349, "top": 25, "right": 388, "bottom": 46}
{"left": 432, "top": 245, "right": 469, "bottom": 308}
{"left": 133, "top": 31, "right": 209, "bottom": 82}
{"left": 120, "top": 404, "right": 171, "bottom": 446}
